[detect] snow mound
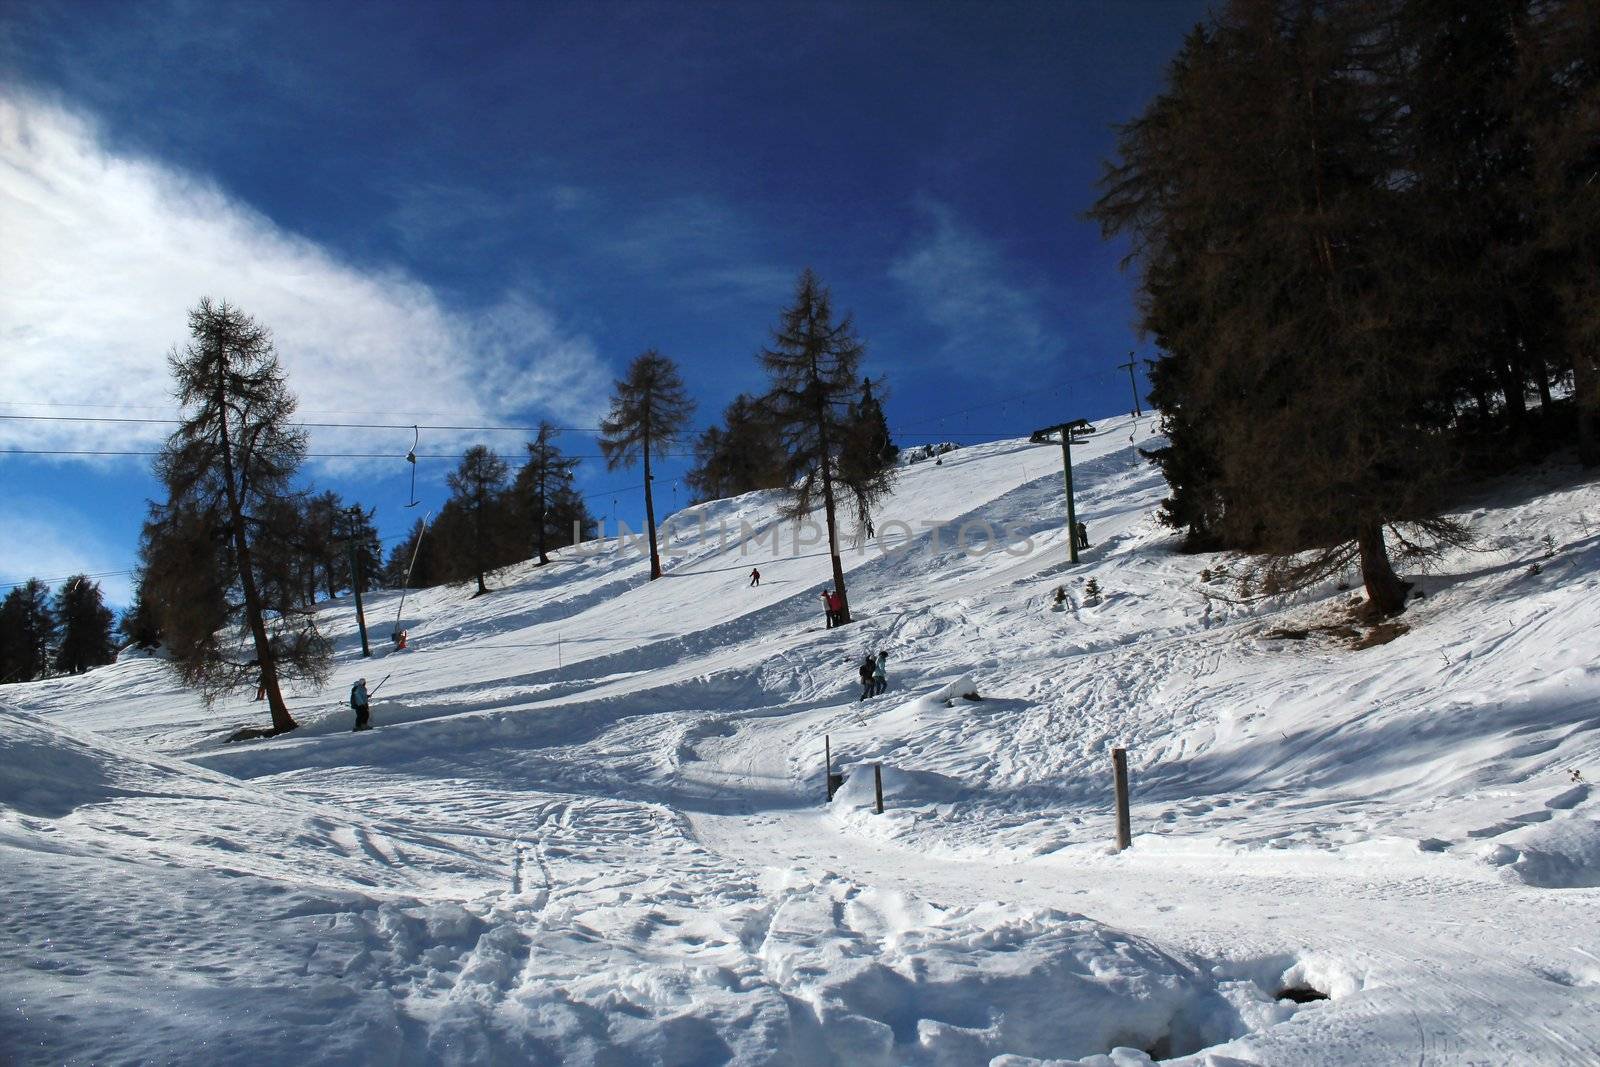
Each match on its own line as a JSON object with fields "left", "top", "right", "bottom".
{"left": 1483, "top": 816, "right": 1600, "bottom": 889}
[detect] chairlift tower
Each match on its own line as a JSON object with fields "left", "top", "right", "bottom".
{"left": 1030, "top": 419, "right": 1094, "bottom": 564}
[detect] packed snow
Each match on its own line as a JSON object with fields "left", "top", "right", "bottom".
{"left": 4, "top": 412, "right": 1599, "bottom": 1065}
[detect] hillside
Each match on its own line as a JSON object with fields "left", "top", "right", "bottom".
{"left": 4, "top": 412, "right": 1599, "bottom": 1066}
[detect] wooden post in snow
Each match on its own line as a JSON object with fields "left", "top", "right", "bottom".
{"left": 874, "top": 763, "right": 885, "bottom": 815}
{"left": 1112, "top": 747, "right": 1131, "bottom": 851}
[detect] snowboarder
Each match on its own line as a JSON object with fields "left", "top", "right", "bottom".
{"left": 857, "top": 653, "right": 876, "bottom": 701}
{"left": 872, "top": 651, "right": 888, "bottom": 696}
{"left": 1075, "top": 521, "right": 1090, "bottom": 551}
{"left": 749, "top": 568, "right": 761, "bottom": 587}
{"left": 350, "top": 677, "right": 371, "bottom": 732}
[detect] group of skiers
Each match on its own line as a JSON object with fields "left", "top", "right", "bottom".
{"left": 857, "top": 650, "right": 889, "bottom": 700}
{"left": 820, "top": 588, "right": 844, "bottom": 628}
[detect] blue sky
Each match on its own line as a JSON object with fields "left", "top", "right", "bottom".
{"left": 0, "top": 0, "right": 1207, "bottom": 607}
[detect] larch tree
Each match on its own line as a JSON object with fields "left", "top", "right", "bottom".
{"left": 759, "top": 269, "right": 892, "bottom": 625}
{"left": 684, "top": 394, "right": 788, "bottom": 504}
{"left": 1090, "top": 0, "right": 1467, "bottom": 617}
{"left": 52, "top": 575, "right": 117, "bottom": 675}
{"left": 517, "top": 421, "right": 581, "bottom": 566}
{"left": 598, "top": 350, "right": 696, "bottom": 580}
{"left": 150, "top": 298, "right": 329, "bottom": 733}
{"left": 446, "top": 445, "right": 509, "bottom": 596}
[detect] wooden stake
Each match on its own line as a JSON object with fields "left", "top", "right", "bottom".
{"left": 874, "top": 763, "right": 884, "bottom": 814}
{"left": 1112, "top": 747, "right": 1131, "bottom": 850}
{"left": 826, "top": 735, "right": 834, "bottom": 802}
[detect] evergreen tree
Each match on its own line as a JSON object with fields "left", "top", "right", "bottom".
{"left": 1523, "top": 0, "right": 1600, "bottom": 463}
{"left": 149, "top": 298, "right": 329, "bottom": 732}
{"left": 118, "top": 581, "right": 163, "bottom": 651}
{"left": 515, "top": 422, "right": 581, "bottom": 565}
{"left": 446, "top": 445, "right": 510, "bottom": 595}
{"left": 52, "top": 575, "right": 117, "bottom": 675}
{"left": 838, "top": 375, "right": 899, "bottom": 536}
{"left": 333, "top": 502, "right": 382, "bottom": 594}
{"left": 384, "top": 516, "right": 435, "bottom": 589}
{"left": 0, "top": 579, "right": 56, "bottom": 683}
{"left": 1090, "top": 1, "right": 1467, "bottom": 616}
{"left": 598, "top": 350, "right": 696, "bottom": 580}
{"left": 758, "top": 269, "right": 890, "bottom": 624}
{"left": 684, "top": 394, "right": 788, "bottom": 503}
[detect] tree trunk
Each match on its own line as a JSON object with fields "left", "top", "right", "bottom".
{"left": 474, "top": 490, "right": 489, "bottom": 595}
{"left": 814, "top": 370, "right": 849, "bottom": 624}
{"left": 1574, "top": 348, "right": 1600, "bottom": 467}
{"left": 217, "top": 387, "right": 297, "bottom": 734}
{"left": 535, "top": 473, "right": 549, "bottom": 566}
{"left": 1357, "top": 519, "right": 1409, "bottom": 619}
{"left": 643, "top": 432, "right": 662, "bottom": 580}
{"left": 1495, "top": 357, "right": 1526, "bottom": 429}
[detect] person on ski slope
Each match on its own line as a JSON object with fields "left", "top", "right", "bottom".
{"left": 857, "top": 653, "right": 876, "bottom": 701}
{"left": 827, "top": 590, "right": 843, "bottom": 625}
{"left": 350, "top": 678, "right": 371, "bottom": 732}
{"left": 822, "top": 589, "right": 836, "bottom": 628}
{"left": 749, "top": 568, "right": 761, "bottom": 587}
{"left": 872, "top": 651, "right": 888, "bottom": 697}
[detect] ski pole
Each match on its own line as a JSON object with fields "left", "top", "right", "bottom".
{"left": 367, "top": 673, "right": 394, "bottom": 698}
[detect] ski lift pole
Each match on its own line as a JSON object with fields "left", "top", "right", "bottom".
{"left": 394, "top": 511, "right": 432, "bottom": 639}
{"left": 1061, "top": 432, "right": 1079, "bottom": 565}
{"left": 350, "top": 542, "right": 371, "bottom": 657}
{"left": 1030, "top": 421, "right": 1086, "bottom": 565}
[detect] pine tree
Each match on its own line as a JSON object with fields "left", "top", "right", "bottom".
{"left": 838, "top": 375, "right": 898, "bottom": 536}
{"left": 758, "top": 269, "right": 890, "bottom": 624}
{"left": 52, "top": 575, "right": 117, "bottom": 675}
{"left": 149, "top": 298, "right": 329, "bottom": 732}
{"left": 118, "top": 581, "right": 163, "bottom": 651}
{"left": 598, "top": 350, "right": 696, "bottom": 580}
{"left": 0, "top": 579, "right": 56, "bottom": 683}
{"left": 1523, "top": 0, "right": 1600, "bottom": 463}
{"left": 446, "top": 445, "right": 510, "bottom": 595}
{"left": 516, "top": 421, "right": 581, "bottom": 566}
{"left": 685, "top": 394, "right": 787, "bottom": 503}
{"left": 1090, "top": 1, "right": 1468, "bottom": 617}
{"left": 384, "top": 516, "right": 434, "bottom": 589}
{"left": 333, "top": 502, "right": 382, "bottom": 594}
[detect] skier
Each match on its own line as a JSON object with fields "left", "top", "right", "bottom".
{"left": 1075, "top": 521, "right": 1090, "bottom": 551}
{"left": 749, "top": 568, "right": 761, "bottom": 587}
{"left": 821, "top": 589, "right": 835, "bottom": 628}
{"left": 857, "top": 653, "right": 876, "bottom": 701}
{"left": 350, "top": 677, "right": 371, "bottom": 732}
{"left": 872, "top": 650, "right": 888, "bottom": 696}
{"left": 828, "top": 590, "right": 844, "bottom": 626}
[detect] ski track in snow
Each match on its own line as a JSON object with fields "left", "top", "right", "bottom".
{"left": 4, "top": 413, "right": 1600, "bottom": 1065}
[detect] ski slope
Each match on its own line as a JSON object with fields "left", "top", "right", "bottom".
{"left": 4, "top": 412, "right": 1600, "bottom": 1065}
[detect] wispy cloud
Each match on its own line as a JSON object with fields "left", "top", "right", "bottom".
{"left": 0, "top": 94, "right": 611, "bottom": 461}
{"left": 888, "top": 199, "right": 1054, "bottom": 366}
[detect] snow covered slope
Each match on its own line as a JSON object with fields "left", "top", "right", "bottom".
{"left": 4, "top": 412, "right": 1599, "bottom": 1065}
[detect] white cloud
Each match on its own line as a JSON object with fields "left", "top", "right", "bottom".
{"left": 0, "top": 501, "right": 134, "bottom": 607}
{"left": 888, "top": 199, "right": 1054, "bottom": 366}
{"left": 0, "top": 94, "right": 612, "bottom": 461}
